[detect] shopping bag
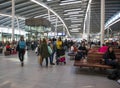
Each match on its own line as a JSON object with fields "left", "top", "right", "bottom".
{"left": 38, "top": 55, "right": 43, "bottom": 64}
{"left": 35, "top": 47, "right": 38, "bottom": 53}
{"left": 48, "top": 46, "right": 53, "bottom": 55}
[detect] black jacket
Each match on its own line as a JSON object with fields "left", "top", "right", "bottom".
{"left": 103, "top": 51, "right": 116, "bottom": 60}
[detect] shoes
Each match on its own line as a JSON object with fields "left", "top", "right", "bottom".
{"left": 50, "top": 63, "right": 55, "bottom": 65}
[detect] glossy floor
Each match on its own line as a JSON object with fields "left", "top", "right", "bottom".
{"left": 0, "top": 51, "right": 119, "bottom": 88}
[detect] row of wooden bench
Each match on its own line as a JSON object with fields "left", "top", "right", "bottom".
{"left": 74, "top": 53, "right": 120, "bottom": 69}
{"left": 69, "top": 48, "right": 120, "bottom": 69}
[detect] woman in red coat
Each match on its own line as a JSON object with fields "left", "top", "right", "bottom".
{"left": 6, "top": 43, "right": 11, "bottom": 54}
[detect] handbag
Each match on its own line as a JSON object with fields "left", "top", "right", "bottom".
{"left": 48, "top": 46, "right": 53, "bottom": 55}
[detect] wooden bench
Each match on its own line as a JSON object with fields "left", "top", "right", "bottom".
{"left": 114, "top": 49, "right": 120, "bottom": 53}
{"left": 74, "top": 53, "right": 113, "bottom": 69}
{"left": 74, "top": 60, "right": 112, "bottom": 69}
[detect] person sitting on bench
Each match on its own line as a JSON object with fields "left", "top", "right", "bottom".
{"left": 98, "top": 44, "right": 108, "bottom": 53}
{"left": 78, "top": 42, "right": 87, "bottom": 59}
{"left": 6, "top": 42, "right": 11, "bottom": 54}
{"left": 103, "top": 46, "right": 119, "bottom": 68}
{"left": 70, "top": 43, "right": 78, "bottom": 53}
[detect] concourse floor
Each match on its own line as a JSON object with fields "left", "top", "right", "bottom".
{"left": 0, "top": 51, "right": 119, "bottom": 88}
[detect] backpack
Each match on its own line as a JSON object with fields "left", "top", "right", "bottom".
{"left": 107, "top": 69, "right": 120, "bottom": 80}
{"left": 75, "top": 52, "right": 82, "bottom": 60}
{"left": 19, "top": 41, "right": 26, "bottom": 49}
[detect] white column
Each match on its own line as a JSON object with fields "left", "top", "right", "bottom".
{"left": 87, "top": 6, "right": 91, "bottom": 42}
{"left": 0, "top": 29, "right": 2, "bottom": 41}
{"left": 100, "top": 0, "right": 105, "bottom": 46}
{"left": 55, "top": 17, "right": 58, "bottom": 37}
{"left": 11, "top": 0, "right": 15, "bottom": 41}
{"left": 16, "top": 17, "right": 21, "bottom": 35}
{"left": 107, "top": 28, "right": 109, "bottom": 39}
{"left": 62, "top": 24, "right": 65, "bottom": 37}
{"left": 48, "top": 10, "right": 50, "bottom": 21}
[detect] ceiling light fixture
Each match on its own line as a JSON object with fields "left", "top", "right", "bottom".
{"left": 71, "top": 24, "right": 81, "bottom": 26}
{"left": 64, "top": 17, "right": 77, "bottom": 20}
{"left": 31, "top": 0, "right": 71, "bottom": 37}
{"left": 60, "top": 1, "right": 82, "bottom": 5}
{"left": 35, "top": 14, "right": 48, "bottom": 18}
{"left": 64, "top": 11, "right": 84, "bottom": 15}
{"left": 69, "top": 26, "right": 79, "bottom": 28}
{"left": 70, "top": 30, "right": 79, "bottom": 32}
{"left": 71, "top": 20, "right": 83, "bottom": 23}
{"left": 71, "top": 18, "right": 83, "bottom": 21}
{"left": 67, "top": 11, "right": 84, "bottom": 14}
{"left": 69, "top": 14, "right": 84, "bottom": 17}
{"left": 71, "top": 28, "right": 81, "bottom": 30}
{"left": 64, "top": 8, "right": 82, "bottom": 12}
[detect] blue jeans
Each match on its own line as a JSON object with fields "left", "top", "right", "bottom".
{"left": 45, "top": 57, "right": 48, "bottom": 66}
{"left": 49, "top": 51, "right": 55, "bottom": 64}
{"left": 105, "top": 60, "right": 118, "bottom": 68}
{"left": 18, "top": 49, "right": 25, "bottom": 62}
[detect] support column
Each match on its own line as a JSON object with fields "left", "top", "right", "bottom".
{"left": 55, "top": 17, "right": 58, "bottom": 38}
{"left": 100, "top": 0, "right": 105, "bottom": 46}
{"left": 107, "top": 28, "right": 109, "bottom": 39}
{"left": 87, "top": 5, "right": 91, "bottom": 42}
{"left": 11, "top": 0, "right": 15, "bottom": 41}
{"left": 48, "top": 10, "right": 50, "bottom": 21}
{"left": 0, "top": 29, "right": 2, "bottom": 41}
{"left": 62, "top": 24, "right": 65, "bottom": 38}
{"left": 16, "top": 17, "right": 20, "bottom": 35}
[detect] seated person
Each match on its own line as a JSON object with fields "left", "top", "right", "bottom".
{"left": 77, "top": 42, "right": 87, "bottom": 59}
{"left": 103, "top": 46, "right": 119, "bottom": 68}
{"left": 10, "top": 43, "right": 15, "bottom": 53}
{"left": 70, "top": 44, "right": 78, "bottom": 53}
{"left": 6, "top": 43, "right": 11, "bottom": 54}
{"left": 98, "top": 44, "right": 108, "bottom": 53}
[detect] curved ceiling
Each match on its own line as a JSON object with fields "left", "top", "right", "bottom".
{"left": 90, "top": 0, "right": 120, "bottom": 34}
{"left": 0, "top": 0, "right": 120, "bottom": 37}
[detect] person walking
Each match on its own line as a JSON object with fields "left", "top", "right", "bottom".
{"left": 56, "top": 37, "right": 63, "bottom": 64}
{"left": 40, "top": 38, "right": 50, "bottom": 67}
{"left": 17, "top": 36, "right": 26, "bottom": 67}
{"left": 48, "top": 38, "right": 55, "bottom": 65}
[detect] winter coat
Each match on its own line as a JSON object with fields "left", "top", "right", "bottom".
{"left": 40, "top": 42, "right": 50, "bottom": 58}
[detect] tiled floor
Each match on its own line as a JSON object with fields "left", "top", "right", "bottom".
{"left": 0, "top": 51, "right": 119, "bottom": 88}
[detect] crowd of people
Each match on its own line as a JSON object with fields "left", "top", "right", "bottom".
{"left": 0, "top": 36, "right": 120, "bottom": 84}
